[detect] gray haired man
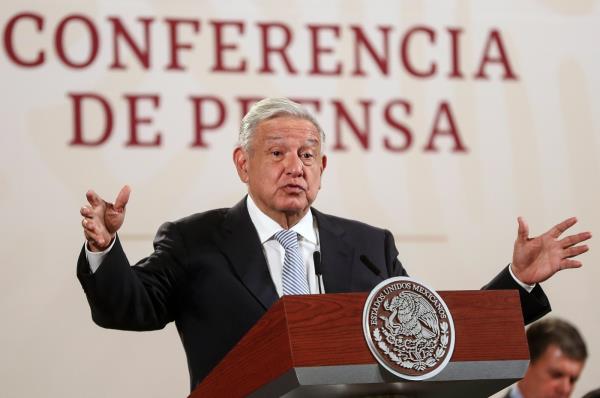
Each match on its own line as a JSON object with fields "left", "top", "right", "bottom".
{"left": 78, "top": 97, "right": 591, "bottom": 390}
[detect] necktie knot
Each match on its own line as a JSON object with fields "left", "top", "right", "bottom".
{"left": 274, "top": 229, "right": 299, "bottom": 250}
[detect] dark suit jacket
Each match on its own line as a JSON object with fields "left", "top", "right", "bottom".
{"left": 77, "top": 198, "right": 550, "bottom": 390}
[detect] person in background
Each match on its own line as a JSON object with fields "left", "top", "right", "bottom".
{"left": 505, "top": 317, "right": 587, "bottom": 398}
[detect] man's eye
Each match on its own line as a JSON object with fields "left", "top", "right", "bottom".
{"left": 550, "top": 371, "right": 564, "bottom": 379}
{"left": 301, "top": 152, "right": 314, "bottom": 159}
{"left": 271, "top": 151, "right": 282, "bottom": 157}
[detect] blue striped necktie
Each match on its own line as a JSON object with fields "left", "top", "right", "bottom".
{"left": 274, "top": 229, "right": 309, "bottom": 295}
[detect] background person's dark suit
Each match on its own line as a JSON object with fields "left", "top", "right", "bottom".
{"left": 77, "top": 198, "right": 550, "bottom": 390}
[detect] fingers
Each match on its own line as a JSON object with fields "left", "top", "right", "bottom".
{"left": 81, "top": 217, "right": 111, "bottom": 250}
{"left": 82, "top": 218, "right": 93, "bottom": 231}
{"left": 86, "top": 189, "right": 110, "bottom": 241}
{"left": 82, "top": 217, "right": 102, "bottom": 237}
{"left": 114, "top": 185, "right": 131, "bottom": 210}
{"left": 560, "top": 231, "right": 592, "bottom": 248}
{"left": 563, "top": 244, "right": 589, "bottom": 259}
{"left": 84, "top": 185, "right": 131, "bottom": 213}
{"left": 82, "top": 228, "right": 97, "bottom": 245}
{"left": 86, "top": 189, "right": 104, "bottom": 207}
{"left": 81, "top": 187, "right": 127, "bottom": 250}
{"left": 517, "top": 217, "right": 529, "bottom": 241}
{"left": 559, "top": 258, "right": 583, "bottom": 270}
{"left": 80, "top": 206, "right": 94, "bottom": 218}
{"left": 549, "top": 217, "right": 578, "bottom": 238}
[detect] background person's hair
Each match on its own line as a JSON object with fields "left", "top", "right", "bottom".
{"left": 238, "top": 97, "right": 325, "bottom": 151}
{"left": 582, "top": 388, "right": 600, "bottom": 398}
{"left": 527, "top": 317, "right": 587, "bottom": 363}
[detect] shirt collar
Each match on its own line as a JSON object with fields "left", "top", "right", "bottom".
{"left": 509, "top": 385, "right": 524, "bottom": 398}
{"left": 246, "top": 195, "right": 317, "bottom": 245}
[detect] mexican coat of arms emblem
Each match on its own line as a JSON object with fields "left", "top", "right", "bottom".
{"left": 362, "top": 277, "right": 455, "bottom": 380}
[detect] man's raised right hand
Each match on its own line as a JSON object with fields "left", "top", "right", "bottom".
{"left": 80, "top": 185, "right": 131, "bottom": 252}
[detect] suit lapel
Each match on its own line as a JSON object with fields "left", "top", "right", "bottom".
{"left": 217, "top": 198, "right": 279, "bottom": 310}
{"left": 313, "top": 209, "right": 355, "bottom": 293}
{"left": 216, "top": 201, "right": 356, "bottom": 304}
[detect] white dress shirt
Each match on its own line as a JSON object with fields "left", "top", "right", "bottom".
{"left": 246, "top": 195, "right": 322, "bottom": 296}
{"left": 506, "top": 384, "right": 525, "bottom": 398}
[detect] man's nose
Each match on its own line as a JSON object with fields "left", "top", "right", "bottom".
{"left": 284, "top": 154, "right": 304, "bottom": 176}
{"left": 557, "top": 377, "right": 574, "bottom": 396}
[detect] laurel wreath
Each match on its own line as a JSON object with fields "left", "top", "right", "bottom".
{"left": 373, "top": 321, "right": 449, "bottom": 371}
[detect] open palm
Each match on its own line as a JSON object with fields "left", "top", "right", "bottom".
{"left": 512, "top": 217, "right": 591, "bottom": 285}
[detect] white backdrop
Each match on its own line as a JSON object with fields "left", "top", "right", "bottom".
{"left": 1, "top": 1, "right": 599, "bottom": 397}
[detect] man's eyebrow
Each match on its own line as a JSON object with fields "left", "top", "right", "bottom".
{"left": 303, "top": 138, "right": 319, "bottom": 146}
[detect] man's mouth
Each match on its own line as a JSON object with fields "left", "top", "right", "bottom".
{"left": 282, "top": 184, "right": 305, "bottom": 193}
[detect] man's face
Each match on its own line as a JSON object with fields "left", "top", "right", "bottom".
{"left": 233, "top": 116, "right": 327, "bottom": 225}
{"left": 520, "top": 344, "right": 585, "bottom": 398}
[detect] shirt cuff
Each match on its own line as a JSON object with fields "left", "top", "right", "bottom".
{"left": 84, "top": 237, "right": 116, "bottom": 273}
{"left": 509, "top": 263, "right": 536, "bottom": 293}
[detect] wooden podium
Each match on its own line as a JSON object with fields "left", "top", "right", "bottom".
{"left": 190, "top": 290, "right": 529, "bottom": 397}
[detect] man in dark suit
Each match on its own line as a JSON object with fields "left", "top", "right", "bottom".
{"left": 78, "top": 98, "right": 591, "bottom": 391}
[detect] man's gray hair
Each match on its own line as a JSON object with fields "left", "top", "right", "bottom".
{"left": 238, "top": 97, "right": 325, "bottom": 151}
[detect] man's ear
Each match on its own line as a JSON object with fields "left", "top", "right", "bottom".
{"left": 233, "top": 147, "right": 249, "bottom": 183}
{"left": 318, "top": 154, "right": 327, "bottom": 190}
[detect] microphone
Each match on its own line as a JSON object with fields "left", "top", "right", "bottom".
{"left": 359, "top": 254, "right": 384, "bottom": 279}
{"left": 313, "top": 251, "right": 323, "bottom": 294}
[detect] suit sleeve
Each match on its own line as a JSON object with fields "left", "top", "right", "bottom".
{"left": 483, "top": 265, "right": 551, "bottom": 325}
{"left": 384, "top": 229, "right": 408, "bottom": 278}
{"left": 77, "top": 221, "right": 188, "bottom": 331}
